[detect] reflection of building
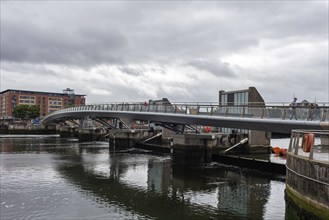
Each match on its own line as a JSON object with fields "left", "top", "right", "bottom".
{"left": 0, "top": 88, "right": 86, "bottom": 119}
{"left": 217, "top": 172, "right": 270, "bottom": 218}
{"left": 147, "top": 160, "right": 171, "bottom": 194}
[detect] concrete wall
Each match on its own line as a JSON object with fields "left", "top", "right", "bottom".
{"left": 286, "top": 153, "right": 329, "bottom": 219}
{"left": 248, "top": 130, "right": 271, "bottom": 146}
{"left": 108, "top": 129, "right": 155, "bottom": 150}
{"left": 172, "top": 134, "right": 217, "bottom": 164}
{"left": 1, "top": 124, "right": 58, "bottom": 134}
{"left": 248, "top": 87, "right": 265, "bottom": 105}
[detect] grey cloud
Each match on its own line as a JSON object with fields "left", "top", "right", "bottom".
{"left": 1, "top": 62, "right": 61, "bottom": 78}
{"left": 188, "top": 59, "right": 236, "bottom": 78}
{"left": 118, "top": 66, "right": 142, "bottom": 76}
{"left": 2, "top": 1, "right": 327, "bottom": 66}
{"left": 1, "top": 12, "right": 127, "bottom": 66}
{"left": 1, "top": 1, "right": 328, "bottom": 103}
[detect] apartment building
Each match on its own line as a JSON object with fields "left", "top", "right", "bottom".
{"left": 0, "top": 88, "right": 86, "bottom": 119}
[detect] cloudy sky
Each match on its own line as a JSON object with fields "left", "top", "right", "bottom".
{"left": 1, "top": 1, "right": 328, "bottom": 104}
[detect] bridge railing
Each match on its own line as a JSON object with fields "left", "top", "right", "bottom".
{"left": 48, "top": 102, "right": 329, "bottom": 122}
{"left": 288, "top": 129, "right": 329, "bottom": 162}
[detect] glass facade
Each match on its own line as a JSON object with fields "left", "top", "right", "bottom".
{"left": 220, "top": 92, "right": 248, "bottom": 106}
{"left": 219, "top": 90, "right": 251, "bottom": 134}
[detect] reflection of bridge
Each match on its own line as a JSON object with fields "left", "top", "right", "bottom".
{"left": 43, "top": 102, "right": 329, "bottom": 134}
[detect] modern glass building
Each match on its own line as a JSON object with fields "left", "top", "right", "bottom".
{"left": 218, "top": 87, "right": 265, "bottom": 137}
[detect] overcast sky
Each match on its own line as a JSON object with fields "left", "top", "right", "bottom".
{"left": 1, "top": 1, "right": 328, "bottom": 104}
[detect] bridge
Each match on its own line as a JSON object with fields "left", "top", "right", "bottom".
{"left": 43, "top": 102, "right": 329, "bottom": 134}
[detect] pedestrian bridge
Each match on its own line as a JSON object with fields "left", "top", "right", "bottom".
{"left": 43, "top": 102, "right": 329, "bottom": 134}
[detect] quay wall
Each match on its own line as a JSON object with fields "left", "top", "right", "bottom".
{"left": 0, "top": 124, "right": 57, "bottom": 134}
{"left": 286, "top": 153, "right": 329, "bottom": 219}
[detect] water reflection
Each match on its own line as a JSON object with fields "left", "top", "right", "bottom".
{"left": 0, "top": 136, "right": 286, "bottom": 219}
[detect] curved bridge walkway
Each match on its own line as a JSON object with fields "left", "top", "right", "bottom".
{"left": 43, "top": 102, "right": 329, "bottom": 134}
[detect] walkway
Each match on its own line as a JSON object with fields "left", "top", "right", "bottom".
{"left": 43, "top": 102, "right": 329, "bottom": 134}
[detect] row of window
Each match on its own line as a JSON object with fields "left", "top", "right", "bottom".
{"left": 220, "top": 92, "right": 249, "bottom": 106}
{"left": 48, "top": 106, "right": 62, "bottom": 109}
{"left": 49, "top": 97, "right": 62, "bottom": 101}
{"left": 19, "top": 96, "right": 35, "bottom": 100}
{"left": 48, "top": 101, "right": 62, "bottom": 105}
{"left": 19, "top": 100, "right": 35, "bottom": 104}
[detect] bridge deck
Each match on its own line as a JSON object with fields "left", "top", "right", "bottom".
{"left": 43, "top": 103, "right": 329, "bottom": 134}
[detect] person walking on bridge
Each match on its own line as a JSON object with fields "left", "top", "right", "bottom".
{"left": 290, "top": 97, "right": 298, "bottom": 120}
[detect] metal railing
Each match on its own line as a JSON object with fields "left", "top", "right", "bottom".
{"left": 288, "top": 129, "right": 329, "bottom": 161}
{"left": 47, "top": 102, "right": 329, "bottom": 122}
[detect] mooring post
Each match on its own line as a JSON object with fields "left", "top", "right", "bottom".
{"left": 109, "top": 131, "right": 116, "bottom": 154}
{"left": 113, "top": 132, "right": 116, "bottom": 152}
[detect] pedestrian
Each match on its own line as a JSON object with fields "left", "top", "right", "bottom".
{"left": 314, "top": 104, "right": 321, "bottom": 120}
{"left": 290, "top": 97, "right": 298, "bottom": 120}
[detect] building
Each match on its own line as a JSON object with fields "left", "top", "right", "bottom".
{"left": 219, "top": 87, "right": 265, "bottom": 106}
{"left": 218, "top": 87, "right": 270, "bottom": 146}
{"left": 0, "top": 88, "right": 86, "bottom": 119}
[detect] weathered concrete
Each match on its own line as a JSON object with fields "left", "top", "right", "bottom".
{"left": 59, "top": 126, "right": 79, "bottom": 138}
{"left": 172, "top": 133, "right": 217, "bottom": 164}
{"left": 248, "top": 130, "right": 271, "bottom": 146}
{"left": 1, "top": 124, "right": 57, "bottom": 134}
{"left": 108, "top": 129, "right": 157, "bottom": 151}
{"left": 286, "top": 153, "right": 329, "bottom": 219}
{"left": 77, "top": 128, "right": 107, "bottom": 142}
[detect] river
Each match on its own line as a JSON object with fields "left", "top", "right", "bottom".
{"left": 1, "top": 135, "right": 288, "bottom": 219}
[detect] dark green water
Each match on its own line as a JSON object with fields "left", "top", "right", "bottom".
{"left": 0, "top": 136, "right": 286, "bottom": 219}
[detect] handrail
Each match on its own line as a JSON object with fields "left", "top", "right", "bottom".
{"left": 45, "top": 102, "right": 329, "bottom": 122}
{"left": 288, "top": 129, "right": 329, "bottom": 162}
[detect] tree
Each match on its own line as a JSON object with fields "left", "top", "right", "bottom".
{"left": 13, "top": 105, "right": 40, "bottom": 119}
{"left": 28, "top": 105, "right": 40, "bottom": 118}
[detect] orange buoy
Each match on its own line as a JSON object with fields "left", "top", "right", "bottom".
{"left": 271, "top": 147, "right": 280, "bottom": 155}
{"left": 204, "top": 126, "right": 211, "bottom": 133}
{"left": 302, "top": 133, "right": 314, "bottom": 152}
{"left": 279, "top": 148, "right": 287, "bottom": 156}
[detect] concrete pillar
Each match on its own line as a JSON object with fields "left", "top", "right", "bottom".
{"left": 108, "top": 129, "right": 152, "bottom": 151}
{"left": 248, "top": 130, "right": 271, "bottom": 146}
{"left": 172, "top": 133, "right": 217, "bottom": 165}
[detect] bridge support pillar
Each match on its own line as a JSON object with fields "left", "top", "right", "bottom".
{"left": 108, "top": 129, "right": 154, "bottom": 152}
{"left": 78, "top": 128, "right": 106, "bottom": 142}
{"left": 248, "top": 130, "right": 271, "bottom": 146}
{"left": 59, "top": 126, "right": 79, "bottom": 138}
{"left": 172, "top": 133, "right": 217, "bottom": 165}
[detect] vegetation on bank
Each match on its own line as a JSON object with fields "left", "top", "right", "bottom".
{"left": 13, "top": 105, "right": 40, "bottom": 119}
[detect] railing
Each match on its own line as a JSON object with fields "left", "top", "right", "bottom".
{"left": 47, "top": 102, "right": 329, "bottom": 122}
{"left": 288, "top": 129, "right": 329, "bottom": 161}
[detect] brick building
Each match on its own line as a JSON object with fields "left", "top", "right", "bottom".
{"left": 0, "top": 88, "right": 86, "bottom": 119}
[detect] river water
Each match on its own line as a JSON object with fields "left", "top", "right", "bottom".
{"left": 1, "top": 136, "right": 288, "bottom": 220}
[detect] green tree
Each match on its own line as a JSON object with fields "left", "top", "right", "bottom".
{"left": 28, "top": 105, "right": 40, "bottom": 118}
{"left": 13, "top": 105, "right": 40, "bottom": 119}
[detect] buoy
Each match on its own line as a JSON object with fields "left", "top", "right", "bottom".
{"left": 271, "top": 147, "right": 280, "bottom": 155}
{"left": 279, "top": 148, "right": 287, "bottom": 156}
{"left": 302, "top": 133, "right": 314, "bottom": 152}
{"left": 204, "top": 126, "right": 211, "bottom": 133}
